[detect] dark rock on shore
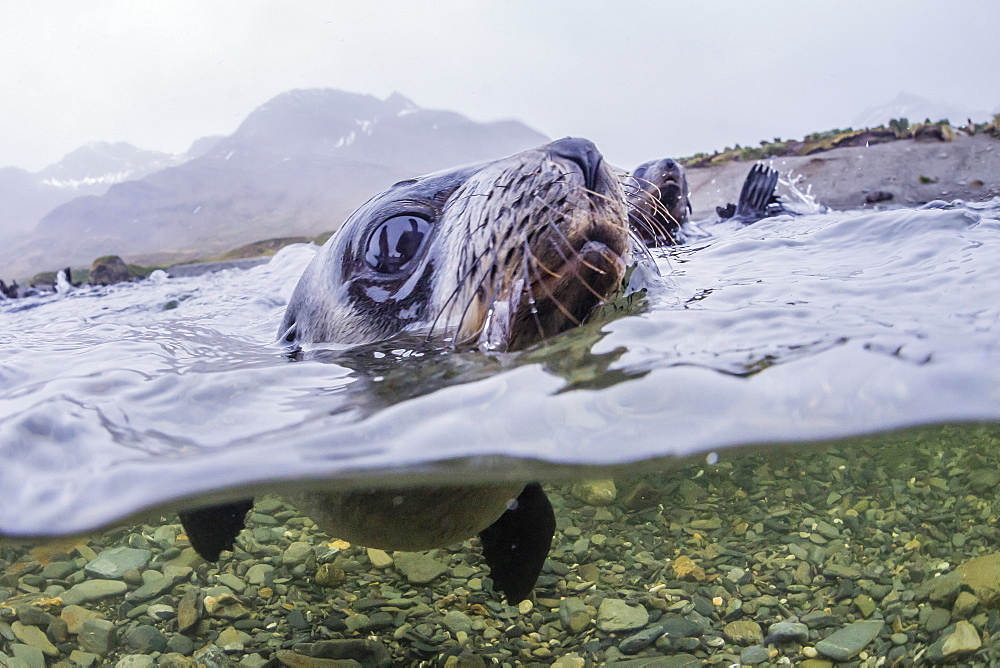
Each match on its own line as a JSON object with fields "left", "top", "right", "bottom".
{"left": 89, "top": 255, "right": 132, "bottom": 285}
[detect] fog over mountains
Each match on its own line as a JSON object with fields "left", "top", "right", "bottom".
{"left": 0, "top": 141, "right": 210, "bottom": 240}
{"left": 1, "top": 89, "right": 548, "bottom": 278}
{"left": 851, "top": 92, "right": 997, "bottom": 132}
{"left": 2, "top": 89, "right": 992, "bottom": 280}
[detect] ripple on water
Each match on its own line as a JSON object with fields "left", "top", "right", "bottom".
{"left": 0, "top": 204, "right": 998, "bottom": 535}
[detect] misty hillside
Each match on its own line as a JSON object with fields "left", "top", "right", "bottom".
{"left": 36, "top": 141, "right": 193, "bottom": 189}
{"left": 0, "top": 141, "right": 206, "bottom": 243}
{"left": 4, "top": 90, "right": 548, "bottom": 277}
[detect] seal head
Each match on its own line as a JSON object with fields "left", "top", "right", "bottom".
{"left": 626, "top": 157, "right": 691, "bottom": 245}
{"left": 280, "top": 137, "right": 630, "bottom": 351}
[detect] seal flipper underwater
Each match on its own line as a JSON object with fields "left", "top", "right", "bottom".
{"left": 178, "top": 486, "right": 555, "bottom": 604}
{"left": 178, "top": 499, "right": 253, "bottom": 562}
{"left": 478, "top": 482, "right": 556, "bottom": 604}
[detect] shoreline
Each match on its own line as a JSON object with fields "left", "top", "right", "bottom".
{"left": 685, "top": 133, "right": 1000, "bottom": 219}
{"left": 4, "top": 134, "right": 999, "bottom": 289}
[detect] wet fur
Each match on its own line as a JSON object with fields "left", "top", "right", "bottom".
{"left": 281, "top": 141, "right": 630, "bottom": 351}
{"left": 625, "top": 158, "right": 692, "bottom": 246}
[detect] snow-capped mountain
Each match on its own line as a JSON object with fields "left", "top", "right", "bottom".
{"left": 0, "top": 139, "right": 220, "bottom": 242}
{"left": 852, "top": 92, "right": 995, "bottom": 129}
{"left": 3, "top": 89, "right": 547, "bottom": 277}
{"left": 36, "top": 141, "right": 186, "bottom": 191}
{"left": 207, "top": 89, "right": 543, "bottom": 174}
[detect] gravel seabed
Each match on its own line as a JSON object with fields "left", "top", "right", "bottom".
{"left": 2, "top": 423, "right": 999, "bottom": 667}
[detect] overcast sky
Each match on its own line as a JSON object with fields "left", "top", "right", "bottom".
{"left": 3, "top": 1, "right": 998, "bottom": 171}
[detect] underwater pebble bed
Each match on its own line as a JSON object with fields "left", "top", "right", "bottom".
{"left": 2, "top": 423, "right": 1000, "bottom": 667}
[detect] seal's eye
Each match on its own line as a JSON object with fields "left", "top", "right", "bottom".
{"left": 364, "top": 215, "right": 431, "bottom": 273}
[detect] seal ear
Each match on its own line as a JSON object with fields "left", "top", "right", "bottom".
{"left": 478, "top": 483, "right": 556, "bottom": 604}
{"left": 178, "top": 499, "right": 254, "bottom": 561}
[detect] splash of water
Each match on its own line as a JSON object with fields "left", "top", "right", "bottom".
{"left": 55, "top": 269, "right": 73, "bottom": 295}
{"left": 776, "top": 166, "right": 825, "bottom": 214}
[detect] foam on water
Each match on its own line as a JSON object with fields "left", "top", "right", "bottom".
{"left": 1, "top": 201, "right": 998, "bottom": 535}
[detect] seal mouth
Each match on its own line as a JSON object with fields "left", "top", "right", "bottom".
{"left": 656, "top": 173, "right": 682, "bottom": 186}
{"left": 636, "top": 172, "right": 684, "bottom": 201}
{"left": 657, "top": 181, "right": 685, "bottom": 206}
{"left": 475, "top": 239, "right": 627, "bottom": 351}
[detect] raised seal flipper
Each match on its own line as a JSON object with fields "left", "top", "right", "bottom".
{"left": 733, "top": 163, "right": 781, "bottom": 223}
{"left": 478, "top": 482, "right": 556, "bottom": 604}
{"left": 178, "top": 499, "right": 254, "bottom": 561}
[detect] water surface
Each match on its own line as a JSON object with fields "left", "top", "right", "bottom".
{"left": 1, "top": 199, "right": 998, "bottom": 536}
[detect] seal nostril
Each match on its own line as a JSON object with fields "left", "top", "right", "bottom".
{"left": 547, "top": 137, "right": 604, "bottom": 191}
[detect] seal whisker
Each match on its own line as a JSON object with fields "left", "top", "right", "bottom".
{"left": 515, "top": 193, "right": 623, "bottom": 310}
{"left": 527, "top": 194, "right": 576, "bottom": 247}
{"left": 554, "top": 240, "right": 622, "bottom": 304}
{"left": 578, "top": 184, "right": 626, "bottom": 212}
{"left": 425, "top": 244, "right": 495, "bottom": 344}
{"left": 522, "top": 238, "right": 584, "bottom": 329}
{"left": 626, "top": 181, "right": 680, "bottom": 240}
{"left": 518, "top": 224, "right": 607, "bottom": 327}
{"left": 629, "top": 205, "right": 677, "bottom": 245}
{"left": 527, "top": 194, "right": 613, "bottom": 284}
{"left": 521, "top": 237, "right": 548, "bottom": 344}
{"left": 540, "top": 217, "right": 615, "bottom": 287}
{"left": 630, "top": 207, "right": 677, "bottom": 245}
{"left": 630, "top": 178, "right": 673, "bottom": 216}
{"left": 627, "top": 228, "right": 660, "bottom": 268}
{"left": 531, "top": 252, "right": 564, "bottom": 279}
{"left": 453, "top": 244, "right": 511, "bottom": 346}
{"left": 546, "top": 168, "right": 628, "bottom": 223}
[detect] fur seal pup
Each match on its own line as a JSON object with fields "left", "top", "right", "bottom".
{"left": 627, "top": 159, "right": 785, "bottom": 245}
{"left": 626, "top": 157, "right": 692, "bottom": 245}
{"left": 180, "top": 138, "right": 633, "bottom": 603}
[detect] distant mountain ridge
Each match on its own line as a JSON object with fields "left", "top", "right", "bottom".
{"left": 37, "top": 141, "right": 187, "bottom": 190}
{"left": 3, "top": 89, "right": 548, "bottom": 278}
{"left": 14, "top": 89, "right": 990, "bottom": 280}
{"left": 852, "top": 92, "right": 996, "bottom": 130}
{"left": 0, "top": 139, "right": 214, "bottom": 244}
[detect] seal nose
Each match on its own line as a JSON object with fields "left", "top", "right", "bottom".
{"left": 547, "top": 137, "right": 604, "bottom": 191}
